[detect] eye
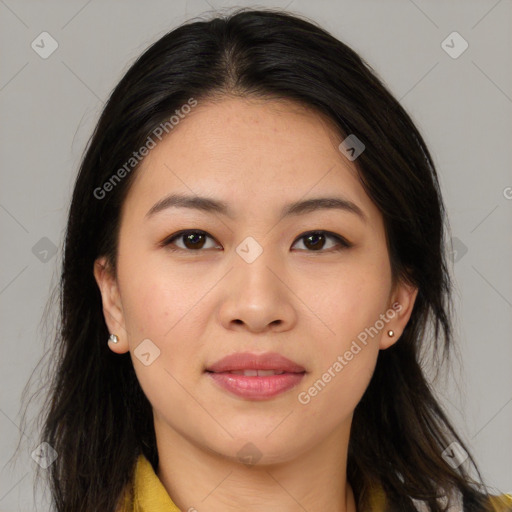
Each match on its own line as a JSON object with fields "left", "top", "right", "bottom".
{"left": 291, "top": 230, "right": 352, "bottom": 252}
{"left": 161, "top": 229, "right": 352, "bottom": 253}
{"left": 162, "top": 230, "right": 220, "bottom": 252}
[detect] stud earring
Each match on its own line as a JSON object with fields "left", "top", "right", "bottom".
{"left": 387, "top": 330, "right": 394, "bottom": 337}
{"left": 109, "top": 334, "right": 119, "bottom": 344}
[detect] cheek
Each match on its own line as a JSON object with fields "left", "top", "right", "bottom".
{"left": 119, "top": 258, "right": 208, "bottom": 414}
{"left": 118, "top": 247, "right": 200, "bottom": 341}
{"left": 298, "top": 295, "right": 384, "bottom": 429}
{"left": 301, "top": 347, "right": 378, "bottom": 437}
{"left": 299, "top": 257, "right": 390, "bottom": 406}
{"left": 312, "top": 259, "right": 392, "bottom": 347}
{"left": 121, "top": 277, "right": 173, "bottom": 341}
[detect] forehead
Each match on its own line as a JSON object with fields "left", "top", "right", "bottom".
{"left": 121, "top": 96, "right": 382, "bottom": 227}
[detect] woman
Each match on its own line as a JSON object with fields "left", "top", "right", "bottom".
{"left": 20, "top": 7, "right": 511, "bottom": 512}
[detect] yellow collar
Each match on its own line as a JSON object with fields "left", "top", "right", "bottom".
{"left": 120, "top": 454, "right": 385, "bottom": 511}
{"left": 120, "top": 453, "right": 511, "bottom": 512}
{"left": 128, "top": 454, "right": 181, "bottom": 511}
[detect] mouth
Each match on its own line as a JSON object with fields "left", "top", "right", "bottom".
{"left": 206, "top": 351, "right": 306, "bottom": 373}
{"left": 206, "top": 371, "right": 306, "bottom": 400}
{"left": 205, "top": 352, "right": 306, "bottom": 400}
{"left": 219, "top": 369, "right": 288, "bottom": 376}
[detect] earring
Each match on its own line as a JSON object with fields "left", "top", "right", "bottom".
{"left": 387, "top": 330, "right": 394, "bottom": 337}
{"left": 109, "top": 334, "right": 119, "bottom": 344}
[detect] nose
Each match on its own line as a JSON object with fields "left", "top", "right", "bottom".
{"left": 218, "top": 246, "right": 297, "bottom": 334}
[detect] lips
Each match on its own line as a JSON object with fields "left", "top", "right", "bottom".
{"left": 227, "top": 369, "right": 285, "bottom": 376}
{"left": 206, "top": 352, "right": 306, "bottom": 374}
{"left": 205, "top": 352, "right": 306, "bottom": 400}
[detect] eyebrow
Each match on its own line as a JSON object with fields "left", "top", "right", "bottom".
{"left": 145, "top": 193, "right": 367, "bottom": 223}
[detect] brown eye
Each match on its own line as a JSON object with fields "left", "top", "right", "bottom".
{"left": 162, "top": 229, "right": 351, "bottom": 254}
{"left": 163, "top": 230, "right": 219, "bottom": 251}
{"left": 292, "top": 231, "right": 351, "bottom": 252}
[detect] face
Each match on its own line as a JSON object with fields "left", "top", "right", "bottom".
{"left": 95, "top": 96, "right": 417, "bottom": 465}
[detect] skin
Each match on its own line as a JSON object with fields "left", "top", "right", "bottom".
{"left": 94, "top": 96, "right": 418, "bottom": 512}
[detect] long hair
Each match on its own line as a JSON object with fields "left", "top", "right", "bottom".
{"left": 16, "top": 7, "right": 501, "bottom": 511}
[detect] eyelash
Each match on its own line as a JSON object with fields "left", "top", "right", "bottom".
{"left": 160, "top": 229, "right": 352, "bottom": 254}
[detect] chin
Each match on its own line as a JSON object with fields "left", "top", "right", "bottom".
{"left": 202, "top": 431, "right": 310, "bottom": 468}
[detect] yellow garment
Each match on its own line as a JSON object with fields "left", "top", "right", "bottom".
{"left": 119, "top": 453, "right": 512, "bottom": 511}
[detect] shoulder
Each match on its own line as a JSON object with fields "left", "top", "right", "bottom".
{"left": 115, "top": 481, "right": 134, "bottom": 512}
{"left": 367, "top": 482, "right": 512, "bottom": 512}
{"left": 488, "top": 493, "right": 512, "bottom": 512}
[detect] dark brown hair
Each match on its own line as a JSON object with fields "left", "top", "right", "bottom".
{"left": 16, "top": 7, "right": 503, "bottom": 512}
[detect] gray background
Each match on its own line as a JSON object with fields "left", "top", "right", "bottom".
{"left": 1, "top": 0, "right": 511, "bottom": 510}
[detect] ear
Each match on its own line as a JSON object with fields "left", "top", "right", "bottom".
{"left": 93, "top": 256, "right": 129, "bottom": 354}
{"left": 379, "top": 279, "right": 419, "bottom": 350}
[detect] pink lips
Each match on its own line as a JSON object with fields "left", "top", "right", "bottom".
{"left": 206, "top": 352, "right": 306, "bottom": 400}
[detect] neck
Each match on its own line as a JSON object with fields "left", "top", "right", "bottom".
{"left": 154, "top": 418, "right": 356, "bottom": 512}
